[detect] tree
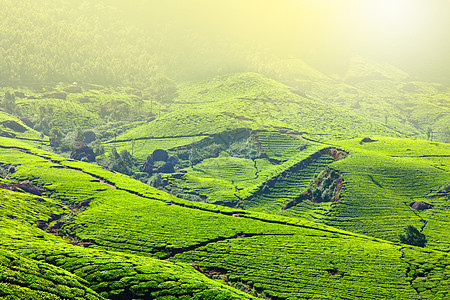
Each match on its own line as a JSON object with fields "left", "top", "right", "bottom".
{"left": 49, "top": 126, "right": 64, "bottom": 148}
{"left": 108, "top": 148, "right": 134, "bottom": 175}
{"left": 1, "top": 91, "right": 16, "bottom": 113}
{"left": 149, "top": 74, "right": 178, "bottom": 103}
{"left": 399, "top": 225, "right": 427, "bottom": 247}
{"left": 426, "top": 127, "right": 433, "bottom": 141}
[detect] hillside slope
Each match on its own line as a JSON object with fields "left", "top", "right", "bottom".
{"left": 118, "top": 73, "right": 398, "bottom": 143}
{"left": 1, "top": 136, "right": 449, "bottom": 299}
{"left": 279, "top": 57, "right": 449, "bottom": 143}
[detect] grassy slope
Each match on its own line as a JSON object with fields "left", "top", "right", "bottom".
{"left": 0, "top": 110, "right": 46, "bottom": 142}
{"left": 324, "top": 137, "right": 450, "bottom": 250}
{"left": 1, "top": 136, "right": 449, "bottom": 299}
{"left": 0, "top": 248, "right": 102, "bottom": 300}
{"left": 166, "top": 136, "right": 328, "bottom": 207}
{"left": 2, "top": 84, "right": 165, "bottom": 134}
{"left": 117, "top": 72, "right": 399, "bottom": 144}
{"left": 285, "top": 58, "right": 450, "bottom": 142}
{"left": 0, "top": 186, "right": 257, "bottom": 300}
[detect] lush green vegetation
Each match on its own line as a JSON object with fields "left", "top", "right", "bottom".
{"left": 1, "top": 135, "right": 449, "bottom": 299}
{"left": 1, "top": 0, "right": 449, "bottom": 298}
{"left": 322, "top": 138, "right": 450, "bottom": 251}
{"left": 0, "top": 71, "right": 449, "bottom": 300}
{"left": 291, "top": 58, "right": 450, "bottom": 143}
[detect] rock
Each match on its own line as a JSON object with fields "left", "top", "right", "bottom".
{"left": 410, "top": 201, "right": 433, "bottom": 211}
{"left": 359, "top": 137, "right": 377, "bottom": 145}
{"left": 2, "top": 120, "right": 27, "bottom": 132}
{"left": 152, "top": 149, "right": 168, "bottom": 162}
{"left": 44, "top": 92, "right": 67, "bottom": 100}
{"left": 70, "top": 143, "right": 96, "bottom": 162}
{"left": 64, "top": 85, "right": 83, "bottom": 93}
{"left": 156, "top": 162, "right": 175, "bottom": 173}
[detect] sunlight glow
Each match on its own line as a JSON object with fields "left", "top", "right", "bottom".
{"left": 377, "top": 0, "right": 411, "bottom": 22}
{"left": 362, "top": 0, "right": 420, "bottom": 32}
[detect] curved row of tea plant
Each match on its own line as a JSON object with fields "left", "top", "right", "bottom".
{"left": 325, "top": 138, "right": 450, "bottom": 250}
{"left": 0, "top": 187, "right": 257, "bottom": 299}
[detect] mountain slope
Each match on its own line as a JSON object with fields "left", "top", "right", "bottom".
{"left": 1, "top": 136, "right": 449, "bottom": 299}
{"left": 117, "top": 73, "right": 399, "bottom": 144}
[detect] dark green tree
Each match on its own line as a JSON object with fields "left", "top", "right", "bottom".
{"left": 108, "top": 148, "right": 134, "bottom": 175}
{"left": 49, "top": 126, "right": 64, "bottom": 148}
{"left": 399, "top": 225, "right": 427, "bottom": 247}
{"left": 149, "top": 74, "right": 178, "bottom": 103}
{"left": 1, "top": 91, "right": 16, "bottom": 113}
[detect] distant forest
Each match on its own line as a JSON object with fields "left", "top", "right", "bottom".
{"left": 0, "top": 0, "right": 268, "bottom": 86}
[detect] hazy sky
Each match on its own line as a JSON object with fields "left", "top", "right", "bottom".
{"left": 112, "top": 0, "right": 450, "bottom": 80}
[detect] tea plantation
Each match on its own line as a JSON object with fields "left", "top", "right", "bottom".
{"left": 1, "top": 73, "right": 449, "bottom": 300}
{"left": 1, "top": 134, "right": 449, "bottom": 299}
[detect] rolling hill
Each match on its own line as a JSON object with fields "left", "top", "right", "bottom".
{"left": 1, "top": 0, "right": 449, "bottom": 299}
{"left": 0, "top": 136, "right": 449, "bottom": 299}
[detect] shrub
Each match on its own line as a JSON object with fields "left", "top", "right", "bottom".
{"left": 147, "top": 173, "right": 162, "bottom": 187}
{"left": 322, "top": 178, "right": 331, "bottom": 188}
{"left": 107, "top": 148, "right": 134, "bottom": 175}
{"left": 399, "top": 225, "right": 427, "bottom": 247}
{"left": 311, "top": 187, "right": 321, "bottom": 201}
{"left": 149, "top": 74, "right": 178, "bottom": 103}
{"left": 227, "top": 137, "right": 261, "bottom": 159}
{"left": 321, "top": 190, "right": 331, "bottom": 202}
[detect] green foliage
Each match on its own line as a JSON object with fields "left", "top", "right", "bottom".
{"left": 149, "top": 74, "right": 178, "bottom": 103}
{"left": 173, "top": 233, "right": 417, "bottom": 299}
{"left": 147, "top": 173, "right": 162, "bottom": 187}
{"left": 401, "top": 247, "right": 450, "bottom": 298}
{"left": 0, "top": 249, "right": 102, "bottom": 300}
{"left": 107, "top": 147, "right": 134, "bottom": 175}
{"left": 0, "top": 91, "right": 16, "bottom": 113}
{"left": 326, "top": 137, "right": 450, "bottom": 248}
{"left": 244, "top": 154, "right": 334, "bottom": 215}
{"left": 49, "top": 126, "right": 64, "bottom": 148}
{"left": 0, "top": 0, "right": 160, "bottom": 85}
{"left": 226, "top": 136, "right": 261, "bottom": 159}
{"left": 1, "top": 136, "right": 450, "bottom": 299}
{"left": 117, "top": 73, "right": 400, "bottom": 143}
{"left": 399, "top": 225, "right": 427, "bottom": 247}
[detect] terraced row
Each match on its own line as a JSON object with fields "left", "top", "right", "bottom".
{"left": 244, "top": 154, "right": 335, "bottom": 215}
{"left": 0, "top": 188, "right": 256, "bottom": 300}
{"left": 326, "top": 138, "right": 450, "bottom": 249}
{"left": 173, "top": 232, "right": 416, "bottom": 299}
{"left": 256, "top": 130, "right": 308, "bottom": 161}
{"left": 1, "top": 136, "right": 449, "bottom": 299}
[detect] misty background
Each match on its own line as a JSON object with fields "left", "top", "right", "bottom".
{"left": 0, "top": 0, "right": 449, "bottom": 85}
